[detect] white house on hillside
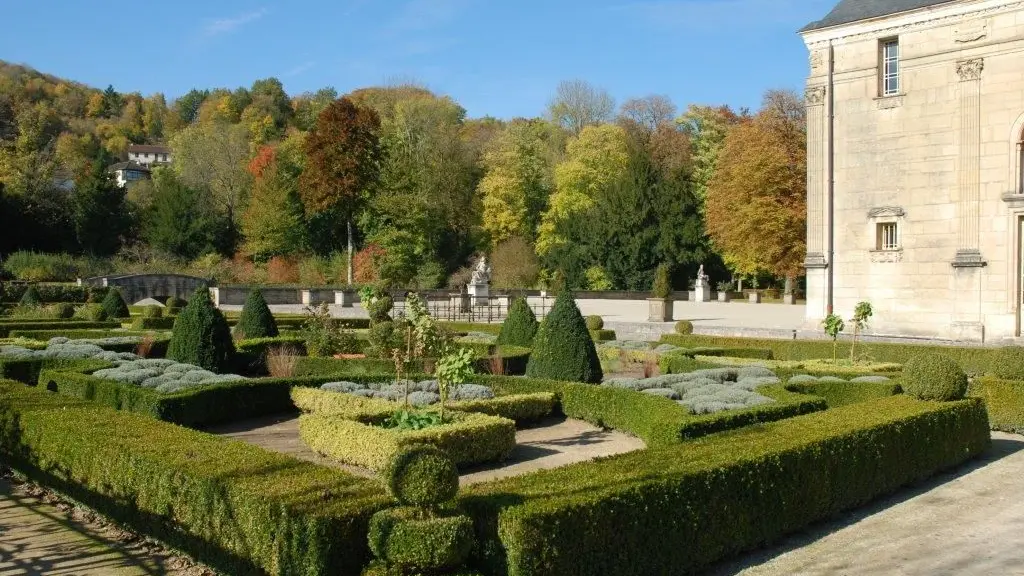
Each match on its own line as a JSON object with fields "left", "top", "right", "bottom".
{"left": 108, "top": 161, "right": 150, "bottom": 188}
{"left": 127, "top": 144, "right": 171, "bottom": 167}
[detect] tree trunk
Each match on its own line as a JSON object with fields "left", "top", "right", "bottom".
{"left": 784, "top": 275, "right": 793, "bottom": 295}
{"left": 346, "top": 218, "right": 354, "bottom": 286}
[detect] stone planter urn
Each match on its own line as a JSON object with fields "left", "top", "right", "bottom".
{"left": 647, "top": 298, "right": 673, "bottom": 322}
{"left": 748, "top": 292, "right": 762, "bottom": 304}
{"left": 782, "top": 293, "right": 796, "bottom": 305}
{"left": 717, "top": 291, "right": 731, "bottom": 303}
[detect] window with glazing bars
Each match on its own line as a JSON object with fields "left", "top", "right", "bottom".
{"left": 876, "top": 222, "right": 898, "bottom": 251}
{"left": 881, "top": 39, "right": 900, "bottom": 96}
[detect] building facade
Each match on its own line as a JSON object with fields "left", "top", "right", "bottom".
{"left": 109, "top": 161, "right": 150, "bottom": 187}
{"left": 127, "top": 144, "right": 171, "bottom": 167}
{"left": 801, "top": 0, "right": 1024, "bottom": 343}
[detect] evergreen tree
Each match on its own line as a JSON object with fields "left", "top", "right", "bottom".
{"left": 496, "top": 297, "right": 538, "bottom": 347}
{"left": 100, "top": 287, "right": 130, "bottom": 318}
{"left": 234, "top": 289, "right": 278, "bottom": 339}
{"left": 72, "top": 153, "right": 132, "bottom": 256}
{"left": 525, "top": 291, "right": 602, "bottom": 383}
{"left": 167, "top": 287, "right": 235, "bottom": 373}
{"left": 19, "top": 285, "right": 41, "bottom": 306}
{"left": 143, "top": 169, "right": 220, "bottom": 259}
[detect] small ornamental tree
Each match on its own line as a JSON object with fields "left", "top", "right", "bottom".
{"left": 101, "top": 288, "right": 130, "bottom": 319}
{"left": 167, "top": 287, "right": 235, "bottom": 373}
{"left": 496, "top": 297, "right": 539, "bottom": 347}
{"left": 526, "top": 290, "right": 603, "bottom": 383}
{"left": 822, "top": 313, "right": 845, "bottom": 363}
{"left": 849, "top": 301, "right": 873, "bottom": 363}
{"left": 652, "top": 264, "right": 671, "bottom": 299}
{"left": 234, "top": 289, "right": 278, "bottom": 339}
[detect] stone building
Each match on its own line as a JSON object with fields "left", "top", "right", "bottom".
{"left": 801, "top": 0, "right": 1024, "bottom": 343}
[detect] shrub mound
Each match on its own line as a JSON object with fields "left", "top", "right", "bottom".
{"left": 141, "top": 305, "right": 163, "bottom": 319}
{"left": 902, "top": 353, "right": 968, "bottom": 401}
{"left": 368, "top": 508, "right": 474, "bottom": 572}
{"left": 675, "top": 320, "right": 694, "bottom": 335}
{"left": 101, "top": 288, "right": 130, "bottom": 319}
{"left": 167, "top": 288, "right": 235, "bottom": 373}
{"left": 585, "top": 315, "right": 604, "bottom": 331}
{"left": 992, "top": 346, "right": 1024, "bottom": 380}
{"left": 233, "top": 289, "right": 278, "bottom": 339}
{"left": 385, "top": 445, "right": 459, "bottom": 507}
{"left": 526, "top": 291, "right": 602, "bottom": 384}
{"left": 53, "top": 302, "right": 75, "bottom": 319}
{"left": 495, "top": 297, "right": 538, "bottom": 347}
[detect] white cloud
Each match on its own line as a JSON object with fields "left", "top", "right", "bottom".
{"left": 202, "top": 8, "right": 268, "bottom": 37}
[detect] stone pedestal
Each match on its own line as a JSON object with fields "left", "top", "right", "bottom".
{"left": 467, "top": 283, "right": 489, "bottom": 307}
{"left": 783, "top": 293, "right": 797, "bottom": 305}
{"left": 334, "top": 289, "right": 355, "bottom": 307}
{"left": 693, "top": 279, "right": 711, "bottom": 303}
{"left": 647, "top": 298, "right": 673, "bottom": 322}
{"left": 748, "top": 292, "right": 762, "bottom": 304}
{"left": 717, "top": 292, "right": 730, "bottom": 303}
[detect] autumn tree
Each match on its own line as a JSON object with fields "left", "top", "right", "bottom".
{"left": 548, "top": 79, "right": 615, "bottom": 135}
{"left": 705, "top": 90, "right": 806, "bottom": 294}
{"left": 479, "top": 119, "right": 559, "bottom": 246}
{"left": 300, "top": 97, "right": 382, "bottom": 285}
{"left": 241, "top": 135, "right": 306, "bottom": 261}
{"left": 677, "top": 104, "right": 743, "bottom": 209}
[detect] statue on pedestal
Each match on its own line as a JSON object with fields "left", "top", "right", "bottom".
{"left": 470, "top": 256, "right": 491, "bottom": 285}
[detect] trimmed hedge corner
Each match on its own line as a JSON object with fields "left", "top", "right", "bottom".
{"left": 969, "top": 377, "right": 1024, "bottom": 433}
{"left": 299, "top": 412, "right": 516, "bottom": 471}
{"left": 0, "top": 380, "right": 390, "bottom": 576}
{"left": 785, "top": 380, "right": 902, "bottom": 408}
{"left": 462, "top": 395, "right": 991, "bottom": 576}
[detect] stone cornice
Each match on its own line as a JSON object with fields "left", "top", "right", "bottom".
{"left": 805, "top": 86, "right": 826, "bottom": 106}
{"left": 803, "top": 0, "right": 1023, "bottom": 47}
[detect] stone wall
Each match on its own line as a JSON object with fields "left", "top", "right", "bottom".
{"left": 802, "top": 0, "right": 1024, "bottom": 342}
{"left": 80, "top": 274, "right": 210, "bottom": 305}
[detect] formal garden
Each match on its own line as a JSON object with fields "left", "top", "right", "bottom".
{"left": 0, "top": 280, "right": 1019, "bottom": 575}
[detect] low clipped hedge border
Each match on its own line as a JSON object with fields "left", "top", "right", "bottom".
{"left": 0, "top": 358, "right": 113, "bottom": 386}
{"left": 234, "top": 335, "right": 308, "bottom": 375}
{"left": 0, "top": 321, "right": 121, "bottom": 337}
{"left": 299, "top": 412, "right": 516, "bottom": 471}
{"left": 130, "top": 316, "right": 176, "bottom": 330}
{"left": 476, "top": 375, "right": 827, "bottom": 447}
{"left": 785, "top": 380, "right": 902, "bottom": 408}
{"left": 0, "top": 284, "right": 109, "bottom": 303}
{"left": 589, "top": 329, "right": 616, "bottom": 342}
{"left": 292, "top": 386, "right": 556, "bottom": 425}
{"left": 969, "top": 377, "right": 1024, "bottom": 433}
{"left": 462, "top": 396, "right": 991, "bottom": 576}
{"left": 0, "top": 380, "right": 389, "bottom": 575}
{"left": 659, "top": 334, "right": 1001, "bottom": 375}
{"left": 294, "top": 346, "right": 532, "bottom": 378}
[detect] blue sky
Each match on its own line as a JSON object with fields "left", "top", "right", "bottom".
{"left": 1, "top": 0, "right": 838, "bottom": 119}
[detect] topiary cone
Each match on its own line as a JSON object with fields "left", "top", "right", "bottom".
{"left": 496, "top": 297, "right": 538, "bottom": 347}
{"left": 19, "top": 285, "right": 42, "bottom": 306}
{"left": 234, "top": 289, "right": 278, "bottom": 339}
{"left": 167, "top": 287, "right": 235, "bottom": 373}
{"left": 525, "top": 291, "right": 603, "bottom": 383}
{"left": 100, "top": 288, "right": 130, "bottom": 318}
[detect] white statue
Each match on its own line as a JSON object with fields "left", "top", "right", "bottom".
{"left": 470, "top": 256, "right": 492, "bottom": 285}
{"left": 697, "top": 264, "right": 708, "bottom": 282}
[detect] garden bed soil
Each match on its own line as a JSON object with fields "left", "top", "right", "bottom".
{"left": 208, "top": 414, "right": 645, "bottom": 485}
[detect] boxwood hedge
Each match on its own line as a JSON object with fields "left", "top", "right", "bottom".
{"left": 969, "top": 377, "right": 1024, "bottom": 433}
{"left": 0, "top": 380, "right": 390, "bottom": 576}
{"left": 461, "top": 396, "right": 990, "bottom": 576}
{"left": 0, "top": 321, "right": 121, "bottom": 337}
{"left": 784, "top": 380, "right": 902, "bottom": 408}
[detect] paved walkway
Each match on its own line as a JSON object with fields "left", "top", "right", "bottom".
{"left": 207, "top": 415, "right": 646, "bottom": 485}
{"left": 0, "top": 478, "right": 198, "bottom": 576}
{"left": 705, "top": 432, "right": 1024, "bottom": 576}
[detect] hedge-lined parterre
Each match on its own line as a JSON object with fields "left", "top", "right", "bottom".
{"left": 785, "top": 376, "right": 900, "bottom": 408}
{"left": 0, "top": 380, "right": 390, "bottom": 576}
{"left": 969, "top": 377, "right": 1024, "bottom": 434}
{"left": 460, "top": 395, "right": 991, "bottom": 576}
{"left": 901, "top": 354, "right": 968, "bottom": 401}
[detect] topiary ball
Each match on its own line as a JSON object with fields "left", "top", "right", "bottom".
{"left": 385, "top": 445, "right": 459, "bottom": 507}
{"left": 368, "top": 507, "right": 474, "bottom": 571}
{"left": 19, "top": 286, "right": 42, "bottom": 306}
{"left": 53, "top": 302, "right": 75, "bottom": 319}
{"left": 585, "top": 315, "right": 604, "bottom": 331}
{"left": 992, "top": 346, "right": 1024, "bottom": 380}
{"left": 675, "top": 320, "right": 694, "bottom": 335}
{"left": 142, "top": 305, "right": 163, "bottom": 319}
{"left": 101, "top": 288, "right": 130, "bottom": 319}
{"left": 496, "top": 297, "right": 538, "bottom": 347}
{"left": 902, "top": 354, "right": 968, "bottom": 401}
{"left": 75, "top": 304, "right": 108, "bottom": 321}
{"left": 233, "top": 289, "right": 278, "bottom": 339}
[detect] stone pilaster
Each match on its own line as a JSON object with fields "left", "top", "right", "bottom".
{"left": 953, "top": 58, "right": 986, "bottom": 267}
{"left": 804, "top": 85, "right": 828, "bottom": 269}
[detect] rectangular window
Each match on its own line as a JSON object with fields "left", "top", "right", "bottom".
{"left": 877, "top": 222, "right": 899, "bottom": 251}
{"left": 881, "top": 39, "right": 900, "bottom": 96}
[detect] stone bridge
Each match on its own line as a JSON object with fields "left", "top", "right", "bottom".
{"left": 79, "top": 274, "right": 210, "bottom": 305}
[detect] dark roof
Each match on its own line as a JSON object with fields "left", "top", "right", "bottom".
{"left": 127, "top": 144, "right": 170, "bottom": 154}
{"left": 108, "top": 160, "right": 150, "bottom": 173}
{"left": 801, "top": 0, "right": 957, "bottom": 32}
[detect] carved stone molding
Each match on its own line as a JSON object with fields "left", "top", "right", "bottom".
{"left": 954, "top": 22, "right": 988, "bottom": 43}
{"left": 868, "top": 206, "right": 906, "bottom": 219}
{"left": 805, "top": 86, "right": 826, "bottom": 106}
{"left": 875, "top": 96, "right": 904, "bottom": 110}
{"left": 809, "top": 51, "right": 824, "bottom": 72}
{"left": 804, "top": 252, "right": 828, "bottom": 269}
{"left": 804, "top": 2, "right": 1023, "bottom": 44}
{"left": 956, "top": 58, "right": 984, "bottom": 81}
{"left": 951, "top": 249, "right": 987, "bottom": 268}
{"left": 870, "top": 250, "right": 903, "bottom": 263}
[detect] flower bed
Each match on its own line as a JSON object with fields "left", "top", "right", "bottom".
{"left": 292, "top": 383, "right": 556, "bottom": 424}
{"left": 299, "top": 411, "right": 517, "bottom": 471}
{"left": 461, "top": 395, "right": 991, "bottom": 576}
